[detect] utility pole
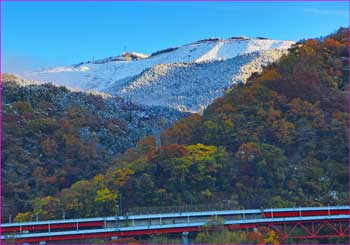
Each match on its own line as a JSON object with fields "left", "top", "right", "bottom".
{"left": 119, "top": 193, "right": 122, "bottom": 216}
{"left": 155, "top": 130, "right": 161, "bottom": 150}
{"left": 115, "top": 204, "right": 119, "bottom": 228}
{"left": 182, "top": 232, "right": 189, "bottom": 245}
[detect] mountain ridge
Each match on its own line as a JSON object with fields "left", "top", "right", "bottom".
{"left": 18, "top": 37, "right": 294, "bottom": 112}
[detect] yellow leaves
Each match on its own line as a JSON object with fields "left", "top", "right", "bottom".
{"left": 14, "top": 212, "right": 33, "bottom": 222}
{"left": 263, "top": 230, "right": 280, "bottom": 244}
{"left": 184, "top": 144, "right": 217, "bottom": 164}
{"left": 201, "top": 189, "right": 213, "bottom": 199}
{"left": 186, "top": 144, "right": 216, "bottom": 156}
{"left": 110, "top": 167, "right": 134, "bottom": 187}
{"left": 95, "top": 188, "right": 118, "bottom": 203}
{"left": 223, "top": 119, "right": 234, "bottom": 128}
{"left": 35, "top": 196, "right": 53, "bottom": 206}
{"left": 33, "top": 196, "right": 54, "bottom": 217}
{"left": 155, "top": 188, "right": 166, "bottom": 195}
{"left": 92, "top": 174, "right": 105, "bottom": 189}
{"left": 71, "top": 180, "right": 91, "bottom": 191}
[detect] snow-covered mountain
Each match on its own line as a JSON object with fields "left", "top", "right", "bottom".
{"left": 19, "top": 37, "right": 294, "bottom": 112}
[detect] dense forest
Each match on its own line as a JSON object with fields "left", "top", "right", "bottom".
{"left": 1, "top": 77, "right": 183, "bottom": 220}
{"left": 2, "top": 28, "right": 349, "bottom": 243}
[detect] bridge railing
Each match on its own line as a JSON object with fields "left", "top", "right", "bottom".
{"left": 125, "top": 203, "right": 240, "bottom": 215}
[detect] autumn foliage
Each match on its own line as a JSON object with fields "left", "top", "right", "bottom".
{"left": 4, "top": 28, "right": 349, "bottom": 234}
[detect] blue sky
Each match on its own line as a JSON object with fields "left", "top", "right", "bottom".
{"left": 2, "top": 1, "right": 348, "bottom": 73}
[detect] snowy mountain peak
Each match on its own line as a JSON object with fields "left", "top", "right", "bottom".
{"left": 18, "top": 37, "right": 295, "bottom": 112}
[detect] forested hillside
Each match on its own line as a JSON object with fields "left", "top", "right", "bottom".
{"left": 1, "top": 77, "right": 183, "bottom": 220}
{"left": 5, "top": 28, "right": 349, "bottom": 226}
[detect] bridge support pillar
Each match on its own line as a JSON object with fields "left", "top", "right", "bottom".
{"left": 182, "top": 231, "right": 189, "bottom": 245}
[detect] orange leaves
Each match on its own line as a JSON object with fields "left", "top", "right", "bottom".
{"left": 287, "top": 98, "right": 325, "bottom": 127}
{"left": 236, "top": 143, "right": 262, "bottom": 162}
{"left": 162, "top": 113, "right": 201, "bottom": 145}
{"left": 154, "top": 144, "right": 187, "bottom": 160}
{"left": 219, "top": 103, "right": 234, "bottom": 113}
{"left": 247, "top": 231, "right": 264, "bottom": 243}
{"left": 256, "top": 106, "right": 296, "bottom": 146}
{"left": 256, "top": 69, "right": 282, "bottom": 83}
{"left": 257, "top": 108, "right": 282, "bottom": 122}
{"left": 136, "top": 136, "right": 156, "bottom": 153}
{"left": 304, "top": 39, "right": 319, "bottom": 48}
{"left": 331, "top": 111, "right": 348, "bottom": 128}
{"left": 271, "top": 119, "right": 296, "bottom": 145}
{"left": 324, "top": 38, "right": 341, "bottom": 49}
{"left": 41, "top": 138, "right": 58, "bottom": 155}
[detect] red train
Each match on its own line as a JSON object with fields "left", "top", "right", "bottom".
{"left": 1, "top": 220, "right": 104, "bottom": 233}
{"left": 2, "top": 206, "right": 349, "bottom": 234}
{"left": 263, "top": 206, "right": 350, "bottom": 218}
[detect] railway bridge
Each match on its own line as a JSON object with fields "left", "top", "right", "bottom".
{"left": 1, "top": 206, "right": 350, "bottom": 243}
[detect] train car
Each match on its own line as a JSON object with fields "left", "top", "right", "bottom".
{"left": 1, "top": 209, "right": 261, "bottom": 234}
{"left": 3, "top": 206, "right": 349, "bottom": 235}
{"left": 1, "top": 218, "right": 105, "bottom": 233}
{"left": 263, "top": 206, "right": 350, "bottom": 218}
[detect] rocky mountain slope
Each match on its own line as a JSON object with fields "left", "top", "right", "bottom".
{"left": 19, "top": 37, "right": 294, "bottom": 112}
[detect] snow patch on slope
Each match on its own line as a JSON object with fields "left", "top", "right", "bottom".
{"left": 18, "top": 38, "right": 294, "bottom": 112}
{"left": 102, "top": 50, "right": 288, "bottom": 112}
